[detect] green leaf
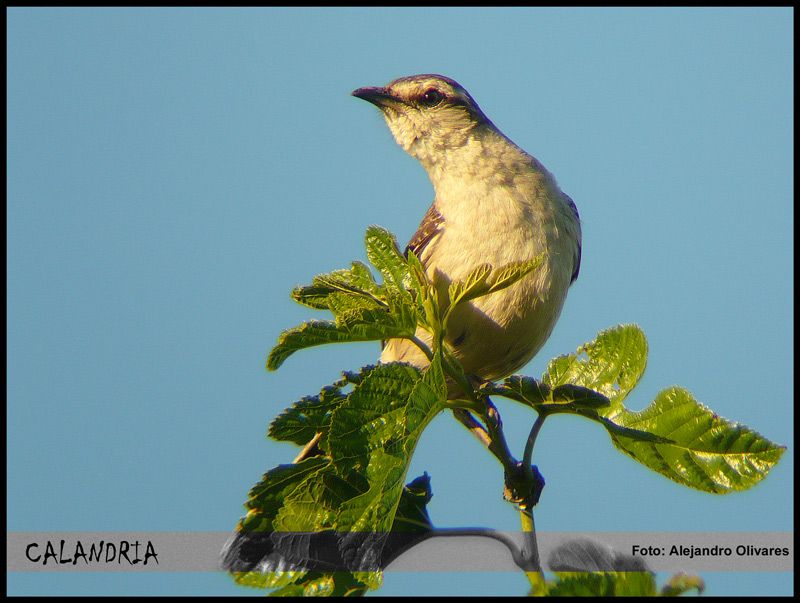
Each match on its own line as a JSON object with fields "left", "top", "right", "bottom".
{"left": 546, "top": 572, "right": 658, "bottom": 597}
{"left": 405, "top": 249, "right": 429, "bottom": 294}
{"left": 271, "top": 229, "right": 423, "bottom": 371}
{"left": 266, "top": 321, "right": 372, "bottom": 370}
{"left": 390, "top": 472, "right": 434, "bottom": 533}
{"left": 608, "top": 386, "right": 786, "bottom": 494}
{"left": 326, "top": 291, "right": 385, "bottom": 316}
{"left": 447, "top": 263, "right": 492, "bottom": 308}
{"left": 660, "top": 573, "right": 705, "bottom": 596}
{"left": 548, "top": 384, "right": 614, "bottom": 411}
{"left": 422, "top": 351, "right": 448, "bottom": 400}
{"left": 484, "top": 375, "right": 669, "bottom": 444}
{"left": 308, "top": 361, "right": 443, "bottom": 556}
{"left": 264, "top": 572, "right": 369, "bottom": 597}
{"left": 405, "top": 249, "right": 435, "bottom": 328}
{"left": 364, "top": 225, "right": 412, "bottom": 297}
{"left": 291, "top": 263, "right": 383, "bottom": 311}
{"left": 482, "top": 376, "right": 611, "bottom": 413}
{"left": 334, "top": 306, "right": 416, "bottom": 340}
{"left": 543, "top": 323, "right": 648, "bottom": 412}
{"left": 491, "top": 326, "right": 784, "bottom": 492}
{"left": 251, "top": 474, "right": 433, "bottom": 597}
{"left": 241, "top": 457, "right": 331, "bottom": 533}
{"left": 483, "top": 255, "right": 544, "bottom": 296}
{"left": 326, "top": 363, "right": 426, "bottom": 471}
{"left": 268, "top": 385, "right": 348, "bottom": 446}
{"left": 229, "top": 458, "right": 330, "bottom": 591}
{"left": 327, "top": 261, "right": 383, "bottom": 295}
{"left": 267, "top": 308, "right": 417, "bottom": 370}
{"left": 229, "top": 363, "right": 446, "bottom": 594}
{"left": 290, "top": 284, "right": 337, "bottom": 310}
{"left": 443, "top": 257, "right": 545, "bottom": 316}
{"left": 314, "top": 267, "right": 385, "bottom": 302}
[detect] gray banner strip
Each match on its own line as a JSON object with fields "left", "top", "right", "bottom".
{"left": 6, "top": 531, "right": 793, "bottom": 573}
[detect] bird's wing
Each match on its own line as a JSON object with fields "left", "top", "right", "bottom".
{"left": 405, "top": 202, "right": 445, "bottom": 263}
{"left": 563, "top": 193, "right": 582, "bottom": 284}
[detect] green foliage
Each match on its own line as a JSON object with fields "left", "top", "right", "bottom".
{"left": 539, "top": 538, "right": 705, "bottom": 597}
{"left": 268, "top": 227, "right": 417, "bottom": 371}
{"left": 268, "top": 384, "right": 348, "bottom": 446}
{"left": 229, "top": 225, "right": 786, "bottom": 596}
{"left": 545, "top": 571, "right": 658, "bottom": 597}
{"left": 445, "top": 256, "right": 543, "bottom": 313}
{"left": 659, "top": 573, "right": 706, "bottom": 597}
{"left": 539, "top": 570, "right": 705, "bottom": 597}
{"left": 233, "top": 363, "right": 441, "bottom": 593}
{"left": 541, "top": 570, "right": 703, "bottom": 597}
{"left": 488, "top": 325, "right": 785, "bottom": 494}
{"left": 607, "top": 386, "right": 785, "bottom": 493}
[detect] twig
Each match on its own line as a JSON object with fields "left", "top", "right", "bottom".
{"left": 409, "top": 335, "right": 434, "bottom": 361}
{"left": 292, "top": 432, "right": 323, "bottom": 463}
{"left": 519, "top": 413, "right": 548, "bottom": 582}
{"left": 414, "top": 328, "right": 546, "bottom": 580}
{"left": 522, "top": 414, "right": 547, "bottom": 484}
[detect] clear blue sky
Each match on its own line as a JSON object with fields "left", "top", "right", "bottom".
{"left": 7, "top": 7, "right": 793, "bottom": 596}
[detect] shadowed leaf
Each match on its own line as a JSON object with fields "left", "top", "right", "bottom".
{"left": 226, "top": 363, "right": 446, "bottom": 594}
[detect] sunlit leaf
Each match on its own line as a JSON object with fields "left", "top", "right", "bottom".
{"left": 447, "top": 263, "right": 491, "bottom": 308}
{"left": 543, "top": 323, "right": 647, "bottom": 412}
{"left": 609, "top": 386, "right": 786, "bottom": 493}
{"left": 266, "top": 321, "right": 381, "bottom": 370}
{"left": 365, "top": 225, "right": 412, "bottom": 297}
{"left": 483, "top": 255, "right": 544, "bottom": 296}
{"left": 660, "top": 573, "right": 705, "bottom": 596}
{"left": 291, "top": 262, "right": 384, "bottom": 311}
{"left": 491, "top": 326, "right": 784, "bottom": 492}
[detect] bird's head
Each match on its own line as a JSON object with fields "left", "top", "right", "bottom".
{"left": 352, "top": 74, "right": 491, "bottom": 165}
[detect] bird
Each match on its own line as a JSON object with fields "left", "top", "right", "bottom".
{"left": 352, "top": 74, "right": 581, "bottom": 386}
{"left": 220, "top": 74, "right": 581, "bottom": 576}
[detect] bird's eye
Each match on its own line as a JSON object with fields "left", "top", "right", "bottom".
{"left": 419, "top": 88, "right": 444, "bottom": 107}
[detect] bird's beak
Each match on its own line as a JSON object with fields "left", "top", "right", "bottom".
{"left": 351, "top": 86, "right": 399, "bottom": 108}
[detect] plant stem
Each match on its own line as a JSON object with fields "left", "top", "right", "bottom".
{"left": 292, "top": 432, "right": 323, "bottom": 464}
{"left": 519, "top": 413, "right": 547, "bottom": 586}
{"left": 416, "top": 315, "right": 546, "bottom": 584}
{"left": 482, "top": 397, "right": 518, "bottom": 473}
{"left": 523, "top": 414, "right": 547, "bottom": 482}
{"left": 409, "top": 335, "right": 434, "bottom": 361}
{"left": 520, "top": 508, "right": 546, "bottom": 589}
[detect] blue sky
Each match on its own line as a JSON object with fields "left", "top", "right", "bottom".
{"left": 7, "top": 7, "right": 793, "bottom": 596}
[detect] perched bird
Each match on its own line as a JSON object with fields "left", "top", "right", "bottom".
{"left": 352, "top": 74, "right": 581, "bottom": 384}
{"left": 221, "top": 75, "right": 581, "bottom": 575}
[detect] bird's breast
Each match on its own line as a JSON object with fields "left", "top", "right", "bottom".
{"left": 420, "top": 180, "right": 576, "bottom": 379}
